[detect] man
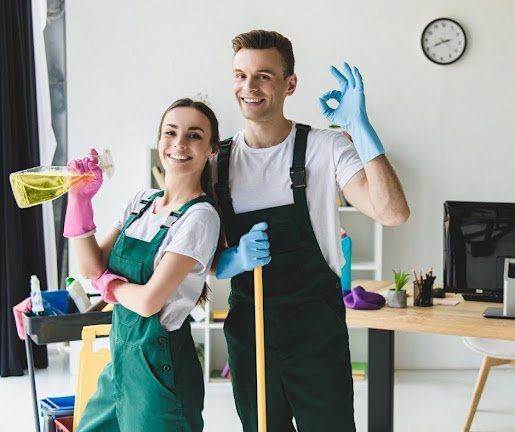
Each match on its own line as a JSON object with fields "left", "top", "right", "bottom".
{"left": 214, "top": 30, "right": 409, "bottom": 431}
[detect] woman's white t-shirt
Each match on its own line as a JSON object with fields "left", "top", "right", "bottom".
{"left": 113, "top": 189, "right": 220, "bottom": 331}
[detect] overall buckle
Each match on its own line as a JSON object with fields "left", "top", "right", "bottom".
{"left": 161, "top": 212, "right": 181, "bottom": 229}
{"left": 130, "top": 199, "right": 150, "bottom": 218}
{"left": 290, "top": 166, "right": 306, "bottom": 189}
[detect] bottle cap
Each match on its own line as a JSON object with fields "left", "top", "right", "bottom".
{"left": 30, "top": 275, "right": 40, "bottom": 291}
{"left": 66, "top": 277, "right": 75, "bottom": 287}
{"left": 90, "top": 149, "right": 115, "bottom": 179}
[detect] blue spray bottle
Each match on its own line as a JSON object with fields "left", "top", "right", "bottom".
{"left": 340, "top": 230, "right": 352, "bottom": 294}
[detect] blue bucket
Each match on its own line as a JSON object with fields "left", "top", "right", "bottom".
{"left": 42, "top": 290, "right": 69, "bottom": 314}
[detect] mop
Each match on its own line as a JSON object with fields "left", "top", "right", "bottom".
{"left": 254, "top": 266, "right": 266, "bottom": 432}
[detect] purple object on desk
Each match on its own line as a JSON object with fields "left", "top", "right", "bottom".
{"left": 343, "top": 286, "right": 385, "bottom": 310}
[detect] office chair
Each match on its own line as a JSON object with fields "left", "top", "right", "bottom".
{"left": 462, "top": 336, "right": 515, "bottom": 431}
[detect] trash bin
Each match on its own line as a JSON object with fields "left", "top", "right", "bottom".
{"left": 54, "top": 416, "right": 74, "bottom": 432}
{"left": 40, "top": 396, "right": 74, "bottom": 432}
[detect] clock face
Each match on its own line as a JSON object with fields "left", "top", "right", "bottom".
{"left": 421, "top": 18, "right": 466, "bottom": 65}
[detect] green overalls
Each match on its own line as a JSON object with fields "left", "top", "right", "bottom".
{"left": 216, "top": 124, "right": 355, "bottom": 432}
{"left": 78, "top": 191, "right": 213, "bottom": 432}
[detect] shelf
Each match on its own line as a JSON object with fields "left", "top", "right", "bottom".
{"left": 190, "top": 322, "right": 204, "bottom": 330}
{"left": 189, "top": 321, "right": 225, "bottom": 330}
{"left": 338, "top": 206, "right": 358, "bottom": 213}
{"left": 352, "top": 261, "right": 378, "bottom": 271}
{"left": 23, "top": 311, "right": 112, "bottom": 345}
{"left": 207, "top": 380, "right": 232, "bottom": 386}
{"left": 209, "top": 322, "right": 224, "bottom": 329}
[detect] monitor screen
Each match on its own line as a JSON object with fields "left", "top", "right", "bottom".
{"left": 444, "top": 201, "right": 515, "bottom": 298}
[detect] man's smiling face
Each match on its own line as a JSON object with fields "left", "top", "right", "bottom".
{"left": 232, "top": 48, "right": 296, "bottom": 122}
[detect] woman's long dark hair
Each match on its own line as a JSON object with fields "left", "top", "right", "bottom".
{"left": 157, "top": 98, "right": 222, "bottom": 305}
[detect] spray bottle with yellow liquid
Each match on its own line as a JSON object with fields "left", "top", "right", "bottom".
{"left": 9, "top": 150, "right": 115, "bottom": 208}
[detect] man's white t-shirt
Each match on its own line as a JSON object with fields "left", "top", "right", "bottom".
{"left": 113, "top": 189, "right": 220, "bottom": 331}
{"left": 213, "top": 121, "right": 363, "bottom": 276}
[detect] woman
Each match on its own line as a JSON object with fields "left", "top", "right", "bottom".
{"left": 66, "top": 98, "right": 221, "bottom": 432}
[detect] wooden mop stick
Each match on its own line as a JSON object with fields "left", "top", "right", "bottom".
{"left": 254, "top": 266, "right": 267, "bottom": 432}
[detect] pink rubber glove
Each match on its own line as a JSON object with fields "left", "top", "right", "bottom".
{"left": 13, "top": 297, "right": 31, "bottom": 340}
{"left": 63, "top": 148, "right": 103, "bottom": 238}
{"left": 92, "top": 270, "right": 128, "bottom": 304}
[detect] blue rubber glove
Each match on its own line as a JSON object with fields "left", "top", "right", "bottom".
{"left": 319, "top": 62, "right": 385, "bottom": 164}
{"left": 216, "top": 222, "right": 271, "bottom": 279}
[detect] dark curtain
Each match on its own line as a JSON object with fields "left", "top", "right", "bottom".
{"left": 1, "top": 0, "right": 49, "bottom": 376}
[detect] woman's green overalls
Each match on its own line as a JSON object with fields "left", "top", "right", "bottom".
{"left": 78, "top": 191, "right": 213, "bottom": 432}
{"left": 216, "top": 124, "right": 355, "bottom": 431}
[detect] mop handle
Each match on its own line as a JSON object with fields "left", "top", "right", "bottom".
{"left": 254, "top": 266, "right": 267, "bottom": 432}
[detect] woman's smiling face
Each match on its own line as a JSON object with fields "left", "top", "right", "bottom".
{"left": 158, "top": 106, "right": 214, "bottom": 177}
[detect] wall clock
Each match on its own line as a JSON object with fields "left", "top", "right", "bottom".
{"left": 421, "top": 18, "right": 466, "bottom": 65}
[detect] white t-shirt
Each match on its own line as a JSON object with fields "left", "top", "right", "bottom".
{"left": 212, "top": 121, "right": 363, "bottom": 276}
{"left": 113, "top": 189, "right": 220, "bottom": 331}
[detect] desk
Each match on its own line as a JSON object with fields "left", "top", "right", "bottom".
{"left": 349, "top": 280, "right": 515, "bottom": 432}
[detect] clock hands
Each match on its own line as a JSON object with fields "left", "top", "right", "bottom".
{"left": 432, "top": 38, "right": 453, "bottom": 48}
{"left": 440, "top": 38, "right": 456, "bottom": 54}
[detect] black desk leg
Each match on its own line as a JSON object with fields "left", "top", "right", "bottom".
{"left": 25, "top": 332, "right": 40, "bottom": 432}
{"left": 368, "top": 329, "right": 394, "bottom": 432}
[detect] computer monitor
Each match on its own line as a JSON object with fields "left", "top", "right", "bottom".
{"left": 443, "top": 201, "right": 515, "bottom": 302}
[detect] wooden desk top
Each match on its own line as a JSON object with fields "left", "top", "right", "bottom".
{"left": 348, "top": 280, "right": 515, "bottom": 341}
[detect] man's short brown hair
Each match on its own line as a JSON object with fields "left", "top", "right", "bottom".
{"left": 232, "top": 30, "right": 294, "bottom": 78}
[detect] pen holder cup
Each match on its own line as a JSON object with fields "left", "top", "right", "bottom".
{"left": 414, "top": 280, "right": 433, "bottom": 307}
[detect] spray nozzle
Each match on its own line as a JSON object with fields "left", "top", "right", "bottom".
{"left": 88, "top": 149, "right": 115, "bottom": 179}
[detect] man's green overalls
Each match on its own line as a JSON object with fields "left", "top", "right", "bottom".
{"left": 216, "top": 124, "right": 355, "bottom": 431}
{"left": 78, "top": 191, "right": 212, "bottom": 432}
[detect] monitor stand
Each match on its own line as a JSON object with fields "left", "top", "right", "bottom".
{"left": 483, "top": 307, "right": 515, "bottom": 319}
{"left": 483, "top": 258, "right": 515, "bottom": 319}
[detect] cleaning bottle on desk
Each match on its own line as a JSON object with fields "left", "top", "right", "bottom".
{"left": 66, "top": 277, "right": 91, "bottom": 312}
{"left": 340, "top": 230, "right": 352, "bottom": 294}
{"left": 30, "top": 275, "right": 44, "bottom": 316}
{"left": 9, "top": 149, "right": 115, "bottom": 209}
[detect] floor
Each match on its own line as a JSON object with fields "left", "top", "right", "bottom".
{"left": 1, "top": 347, "right": 514, "bottom": 431}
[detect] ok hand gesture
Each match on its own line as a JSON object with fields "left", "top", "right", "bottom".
{"left": 319, "top": 62, "right": 369, "bottom": 130}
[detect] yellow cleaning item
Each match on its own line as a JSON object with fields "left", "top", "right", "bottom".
{"left": 254, "top": 266, "right": 267, "bottom": 432}
{"left": 9, "top": 149, "right": 114, "bottom": 208}
{"left": 73, "top": 324, "right": 112, "bottom": 431}
{"left": 10, "top": 168, "right": 88, "bottom": 208}
{"left": 101, "top": 303, "right": 114, "bottom": 312}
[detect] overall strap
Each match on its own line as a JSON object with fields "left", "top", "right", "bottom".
{"left": 290, "top": 124, "right": 317, "bottom": 237}
{"left": 214, "top": 138, "right": 235, "bottom": 229}
{"left": 121, "top": 190, "right": 164, "bottom": 233}
{"left": 160, "top": 195, "right": 215, "bottom": 229}
{"left": 150, "top": 194, "right": 216, "bottom": 246}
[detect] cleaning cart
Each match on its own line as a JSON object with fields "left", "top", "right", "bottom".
{"left": 23, "top": 306, "right": 112, "bottom": 432}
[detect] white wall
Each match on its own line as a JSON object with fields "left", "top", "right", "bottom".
{"left": 67, "top": 0, "right": 515, "bottom": 369}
